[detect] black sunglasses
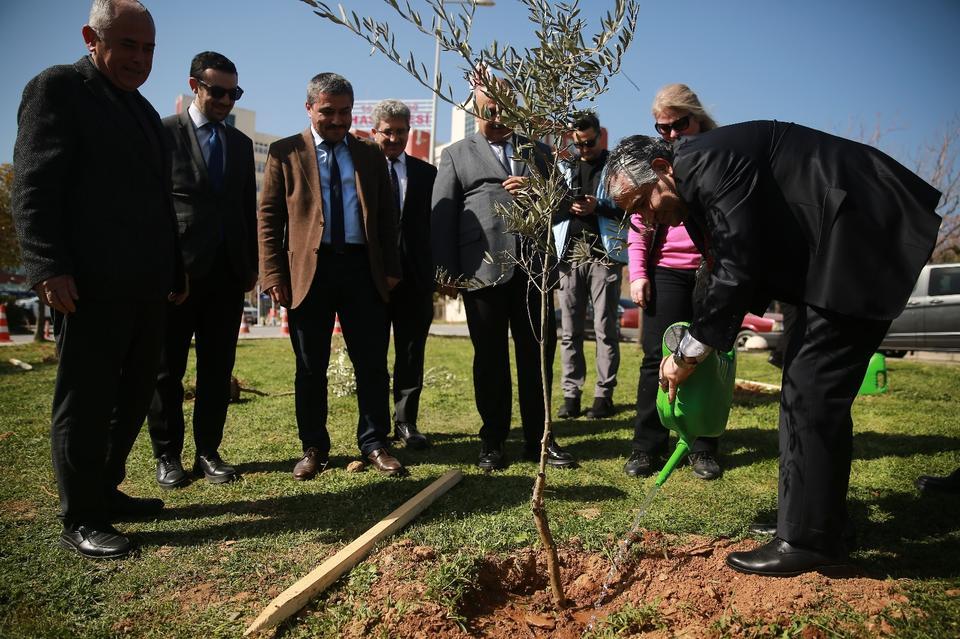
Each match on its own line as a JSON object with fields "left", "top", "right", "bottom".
{"left": 655, "top": 115, "right": 691, "bottom": 136}
{"left": 573, "top": 136, "right": 599, "bottom": 149}
{"left": 196, "top": 78, "right": 243, "bottom": 101}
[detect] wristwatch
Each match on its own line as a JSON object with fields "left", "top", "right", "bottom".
{"left": 672, "top": 329, "right": 712, "bottom": 369}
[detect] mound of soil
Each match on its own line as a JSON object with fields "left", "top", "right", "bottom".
{"left": 310, "top": 534, "right": 910, "bottom": 638}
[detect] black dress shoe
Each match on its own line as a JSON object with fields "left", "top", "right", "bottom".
{"left": 557, "top": 397, "right": 581, "bottom": 419}
{"left": 524, "top": 438, "right": 577, "bottom": 468}
{"left": 395, "top": 422, "right": 429, "bottom": 450}
{"left": 477, "top": 441, "right": 506, "bottom": 471}
{"left": 156, "top": 453, "right": 189, "bottom": 489}
{"left": 916, "top": 468, "right": 960, "bottom": 494}
{"left": 193, "top": 453, "right": 238, "bottom": 484}
{"left": 585, "top": 396, "right": 615, "bottom": 419}
{"left": 689, "top": 452, "right": 722, "bottom": 480}
{"left": 60, "top": 523, "right": 131, "bottom": 559}
{"left": 623, "top": 450, "right": 659, "bottom": 477}
{"left": 105, "top": 489, "right": 164, "bottom": 519}
{"left": 726, "top": 537, "right": 849, "bottom": 577}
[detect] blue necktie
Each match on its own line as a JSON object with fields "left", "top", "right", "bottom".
{"left": 323, "top": 141, "right": 346, "bottom": 253}
{"left": 206, "top": 122, "right": 224, "bottom": 191}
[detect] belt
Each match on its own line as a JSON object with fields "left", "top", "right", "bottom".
{"left": 317, "top": 243, "right": 367, "bottom": 255}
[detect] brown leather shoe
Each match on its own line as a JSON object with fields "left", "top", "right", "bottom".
{"left": 366, "top": 448, "right": 406, "bottom": 477}
{"left": 293, "top": 447, "right": 327, "bottom": 481}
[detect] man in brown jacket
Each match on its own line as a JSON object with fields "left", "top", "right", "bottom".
{"left": 258, "top": 72, "right": 404, "bottom": 478}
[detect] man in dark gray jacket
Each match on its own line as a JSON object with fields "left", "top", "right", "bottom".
{"left": 12, "top": 0, "right": 186, "bottom": 559}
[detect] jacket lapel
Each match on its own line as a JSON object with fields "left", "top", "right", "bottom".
{"left": 472, "top": 132, "right": 511, "bottom": 178}
{"left": 179, "top": 109, "right": 211, "bottom": 185}
{"left": 346, "top": 134, "right": 370, "bottom": 238}
{"left": 296, "top": 128, "right": 323, "bottom": 210}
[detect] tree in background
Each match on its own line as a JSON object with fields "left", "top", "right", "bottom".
{"left": 918, "top": 116, "right": 959, "bottom": 263}
{"left": 302, "top": 0, "right": 638, "bottom": 606}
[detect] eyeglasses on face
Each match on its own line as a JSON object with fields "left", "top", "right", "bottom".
{"left": 654, "top": 115, "right": 691, "bottom": 136}
{"left": 573, "top": 136, "right": 599, "bottom": 149}
{"left": 196, "top": 78, "right": 243, "bottom": 101}
{"left": 374, "top": 127, "right": 410, "bottom": 139}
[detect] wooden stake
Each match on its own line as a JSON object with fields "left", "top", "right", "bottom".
{"left": 735, "top": 378, "right": 782, "bottom": 393}
{"left": 244, "top": 469, "right": 463, "bottom": 636}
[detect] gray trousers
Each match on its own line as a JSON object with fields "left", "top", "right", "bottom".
{"left": 557, "top": 261, "right": 623, "bottom": 399}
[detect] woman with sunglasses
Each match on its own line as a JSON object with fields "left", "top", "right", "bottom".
{"left": 623, "top": 83, "right": 723, "bottom": 480}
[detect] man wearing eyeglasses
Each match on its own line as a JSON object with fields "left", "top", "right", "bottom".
{"left": 369, "top": 100, "right": 437, "bottom": 450}
{"left": 259, "top": 73, "right": 405, "bottom": 479}
{"left": 553, "top": 113, "right": 627, "bottom": 421}
{"left": 432, "top": 81, "right": 576, "bottom": 471}
{"left": 604, "top": 124, "right": 942, "bottom": 577}
{"left": 147, "top": 51, "right": 257, "bottom": 490}
{"left": 12, "top": 0, "right": 186, "bottom": 559}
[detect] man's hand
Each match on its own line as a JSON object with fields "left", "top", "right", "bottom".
{"left": 630, "top": 278, "right": 651, "bottom": 308}
{"left": 571, "top": 194, "right": 598, "bottom": 216}
{"left": 659, "top": 354, "right": 697, "bottom": 404}
{"left": 386, "top": 276, "right": 401, "bottom": 291}
{"left": 168, "top": 276, "right": 190, "bottom": 305}
{"left": 36, "top": 275, "right": 79, "bottom": 314}
{"left": 268, "top": 284, "right": 291, "bottom": 307}
{"left": 502, "top": 175, "right": 528, "bottom": 195}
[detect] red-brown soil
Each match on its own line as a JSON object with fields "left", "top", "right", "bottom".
{"left": 311, "top": 533, "right": 911, "bottom": 638}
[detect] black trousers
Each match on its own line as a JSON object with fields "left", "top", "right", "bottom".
{"left": 148, "top": 254, "right": 243, "bottom": 459}
{"left": 461, "top": 272, "right": 556, "bottom": 446}
{"left": 386, "top": 280, "right": 434, "bottom": 427}
{"left": 632, "top": 267, "right": 718, "bottom": 455}
{"left": 288, "top": 248, "right": 391, "bottom": 456}
{"left": 51, "top": 299, "right": 165, "bottom": 528}
{"left": 777, "top": 304, "right": 890, "bottom": 552}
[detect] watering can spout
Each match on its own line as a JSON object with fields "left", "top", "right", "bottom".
{"left": 654, "top": 439, "right": 690, "bottom": 487}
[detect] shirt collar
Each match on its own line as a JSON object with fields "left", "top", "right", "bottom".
{"left": 188, "top": 101, "right": 211, "bottom": 130}
{"left": 311, "top": 126, "right": 346, "bottom": 149}
{"left": 388, "top": 151, "right": 407, "bottom": 167}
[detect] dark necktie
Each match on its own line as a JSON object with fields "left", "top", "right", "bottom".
{"left": 389, "top": 158, "right": 402, "bottom": 215}
{"left": 323, "top": 141, "right": 346, "bottom": 253}
{"left": 206, "top": 122, "right": 224, "bottom": 191}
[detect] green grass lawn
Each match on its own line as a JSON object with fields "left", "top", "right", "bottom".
{"left": 0, "top": 337, "right": 958, "bottom": 637}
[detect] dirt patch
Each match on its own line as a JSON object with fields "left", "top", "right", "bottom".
{"left": 313, "top": 533, "right": 911, "bottom": 638}
{"left": 0, "top": 499, "right": 37, "bottom": 521}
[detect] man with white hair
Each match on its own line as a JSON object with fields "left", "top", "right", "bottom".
{"left": 12, "top": 0, "right": 185, "bottom": 559}
{"left": 604, "top": 123, "right": 941, "bottom": 576}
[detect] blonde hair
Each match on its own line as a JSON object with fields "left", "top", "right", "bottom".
{"left": 651, "top": 83, "right": 717, "bottom": 132}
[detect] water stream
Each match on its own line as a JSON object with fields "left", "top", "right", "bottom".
{"left": 584, "top": 482, "right": 661, "bottom": 632}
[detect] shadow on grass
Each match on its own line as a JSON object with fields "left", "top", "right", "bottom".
{"left": 133, "top": 472, "right": 626, "bottom": 549}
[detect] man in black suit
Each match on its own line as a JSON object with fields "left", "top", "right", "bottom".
{"left": 432, "top": 83, "right": 575, "bottom": 471}
{"left": 369, "top": 100, "right": 437, "bottom": 449}
{"left": 604, "top": 122, "right": 942, "bottom": 576}
{"left": 147, "top": 52, "right": 257, "bottom": 488}
{"left": 12, "top": 0, "right": 186, "bottom": 559}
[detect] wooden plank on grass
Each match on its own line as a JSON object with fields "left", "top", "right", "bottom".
{"left": 735, "top": 378, "right": 782, "bottom": 393}
{"left": 244, "top": 468, "right": 463, "bottom": 635}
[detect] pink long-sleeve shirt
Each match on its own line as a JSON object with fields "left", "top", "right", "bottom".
{"left": 627, "top": 214, "right": 701, "bottom": 281}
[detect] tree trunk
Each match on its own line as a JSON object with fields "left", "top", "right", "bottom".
{"left": 530, "top": 259, "right": 568, "bottom": 608}
{"left": 33, "top": 299, "right": 46, "bottom": 342}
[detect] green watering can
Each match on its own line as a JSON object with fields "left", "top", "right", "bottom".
{"left": 858, "top": 352, "right": 888, "bottom": 395}
{"left": 654, "top": 322, "right": 737, "bottom": 486}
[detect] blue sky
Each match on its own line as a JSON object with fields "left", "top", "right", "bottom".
{"left": 1, "top": 0, "right": 958, "bottom": 168}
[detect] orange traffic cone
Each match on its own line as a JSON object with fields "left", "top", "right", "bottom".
{"left": 267, "top": 307, "right": 276, "bottom": 326}
{"left": 0, "top": 305, "right": 11, "bottom": 343}
{"left": 44, "top": 319, "right": 52, "bottom": 340}
{"left": 280, "top": 307, "right": 290, "bottom": 336}
{"left": 239, "top": 316, "right": 250, "bottom": 336}
{"left": 333, "top": 313, "right": 342, "bottom": 335}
